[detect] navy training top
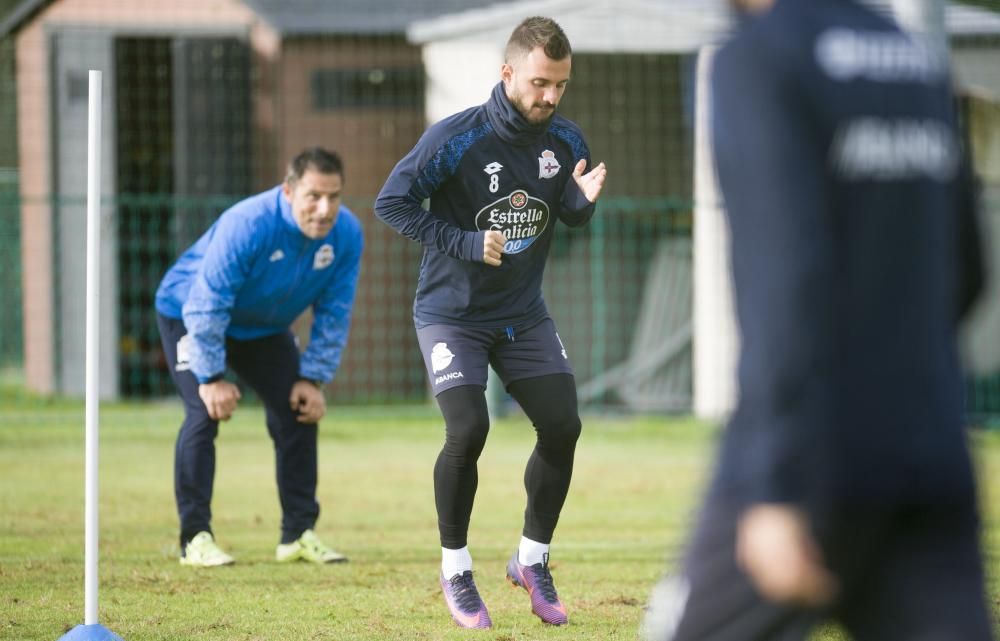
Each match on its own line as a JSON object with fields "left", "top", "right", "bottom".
{"left": 375, "top": 82, "right": 596, "bottom": 328}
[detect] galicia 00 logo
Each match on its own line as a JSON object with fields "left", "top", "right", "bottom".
{"left": 475, "top": 189, "right": 550, "bottom": 254}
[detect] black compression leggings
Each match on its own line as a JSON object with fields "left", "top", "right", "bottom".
{"left": 434, "top": 374, "right": 582, "bottom": 549}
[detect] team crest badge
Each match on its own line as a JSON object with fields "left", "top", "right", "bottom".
{"left": 538, "top": 150, "right": 561, "bottom": 179}
{"left": 431, "top": 342, "right": 455, "bottom": 373}
{"left": 313, "top": 244, "right": 334, "bottom": 270}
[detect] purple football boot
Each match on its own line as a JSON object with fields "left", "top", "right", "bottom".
{"left": 506, "top": 552, "right": 569, "bottom": 625}
{"left": 440, "top": 570, "right": 492, "bottom": 629}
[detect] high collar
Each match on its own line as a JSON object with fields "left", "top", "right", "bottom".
{"left": 485, "top": 82, "right": 551, "bottom": 146}
{"left": 278, "top": 187, "right": 301, "bottom": 233}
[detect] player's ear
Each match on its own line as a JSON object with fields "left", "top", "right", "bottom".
{"left": 500, "top": 63, "right": 514, "bottom": 87}
{"left": 282, "top": 180, "right": 293, "bottom": 200}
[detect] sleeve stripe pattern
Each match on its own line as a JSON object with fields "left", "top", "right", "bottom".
{"left": 409, "top": 122, "right": 494, "bottom": 202}
{"left": 549, "top": 123, "right": 589, "bottom": 162}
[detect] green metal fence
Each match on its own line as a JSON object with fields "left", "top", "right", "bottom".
{"left": 0, "top": 190, "right": 691, "bottom": 407}
{"left": 0, "top": 171, "right": 20, "bottom": 371}
{"left": 3, "top": 184, "right": 1000, "bottom": 418}
{"left": 1, "top": 1, "right": 999, "bottom": 418}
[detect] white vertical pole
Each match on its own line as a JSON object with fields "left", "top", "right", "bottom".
{"left": 693, "top": 46, "right": 740, "bottom": 421}
{"left": 84, "top": 69, "right": 103, "bottom": 627}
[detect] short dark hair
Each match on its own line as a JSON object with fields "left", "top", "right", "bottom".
{"left": 285, "top": 147, "right": 344, "bottom": 184}
{"left": 504, "top": 16, "right": 572, "bottom": 65}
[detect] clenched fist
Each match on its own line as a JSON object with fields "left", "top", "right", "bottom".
{"left": 289, "top": 379, "right": 326, "bottom": 424}
{"left": 483, "top": 230, "right": 507, "bottom": 267}
{"left": 198, "top": 380, "right": 241, "bottom": 422}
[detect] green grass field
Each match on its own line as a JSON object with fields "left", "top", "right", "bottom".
{"left": 2, "top": 393, "right": 999, "bottom": 640}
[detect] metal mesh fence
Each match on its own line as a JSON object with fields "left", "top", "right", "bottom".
{"left": 0, "top": 0, "right": 998, "bottom": 418}
{"left": 0, "top": 191, "right": 690, "bottom": 406}
{"left": 961, "top": 76, "right": 1000, "bottom": 424}
{"left": 0, "top": 10, "right": 697, "bottom": 410}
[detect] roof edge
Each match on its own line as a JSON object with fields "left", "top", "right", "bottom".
{"left": 408, "top": 0, "right": 580, "bottom": 44}
{"left": 0, "top": 0, "right": 53, "bottom": 39}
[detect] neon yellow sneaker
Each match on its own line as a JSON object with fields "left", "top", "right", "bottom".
{"left": 275, "top": 529, "right": 348, "bottom": 564}
{"left": 180, "top": 531, "right": 235, "bottom": 567}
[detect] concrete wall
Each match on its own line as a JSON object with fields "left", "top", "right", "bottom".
{"left": 421, "top": 40, "right": 501, "bottom": 125}
{"left": 278, "top": 36, "right": 430, "bottom": 401}
{"left": 15, "top": 0, "right": 259, "bottom": 395}
{"left": 954, "top": 42, "right": 1000, "bottom": 97}
{"left": 278, "top": 36, "right": 426, "bottom": 198}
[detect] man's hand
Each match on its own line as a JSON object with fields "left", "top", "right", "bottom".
{"left": 289, "top": 380, "right": 327, "bottom": 424}
{"left": 736, "top": 504, "right": 838, "bottom": 607}
{"left": 573, "top": 159, "right": 607, "bottom": 203}
{"left": 198, "top": 380, "right": 241, "bottom": 422}
{"left": 483, "top": 229, "right": 507, "bottom": 267}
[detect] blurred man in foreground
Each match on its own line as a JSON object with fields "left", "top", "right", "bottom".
{"left": 647, "top": 0, "right": 992, "bottom": 639}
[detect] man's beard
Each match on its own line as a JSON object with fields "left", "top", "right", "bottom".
{"left": 511, "top": 89, "right": 556, "bottom": 126}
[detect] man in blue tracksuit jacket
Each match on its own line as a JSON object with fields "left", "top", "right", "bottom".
{"left": 375, "top": 16, "right": 607, "bottom": 628}
{"left": 155, "top": 147, "right": 363, "bottom": 567}
{"left": 646, "top": 1, "right": 992, "bottom": 640}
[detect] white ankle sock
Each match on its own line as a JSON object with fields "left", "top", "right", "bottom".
{"left": 518, "top": 536, "right": 549, "bottom": 566}
{"left": 441, "top": 546, "right": 473, "bottom": 579}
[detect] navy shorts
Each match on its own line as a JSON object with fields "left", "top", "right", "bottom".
{"left": 415, "top": 317, "right": 573, "bottom": 395}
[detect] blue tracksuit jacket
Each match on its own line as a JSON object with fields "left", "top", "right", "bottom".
{"left": 374, "top": 82, "right": 596, "bottom": 328}
{"left": 155, "top": 186, "right": 363, "bottom": 384}
{"left": 710, "top": 0, "right": 984, "bottom": 512}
